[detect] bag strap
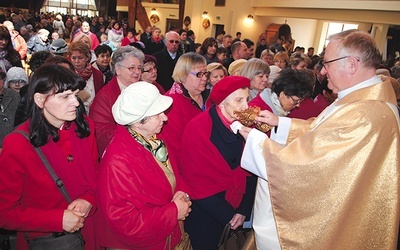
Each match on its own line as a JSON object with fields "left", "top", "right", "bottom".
{"left": 15, "top": 130, "right": 72, "bottom": 203}
{"left": 218, "top": 223, "right": 232, "bottom": 249}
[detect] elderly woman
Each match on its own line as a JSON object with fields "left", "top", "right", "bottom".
{"left": 67, "top": 41, "right": 105, "bottom": 114}
{"left": 206, "top": 62, "right": 227, "bottom": 89}
{"left": 159, "top": 52, "right": 210, "bottom": 164}
{"left": 0, "top": 25, "right": 22, "bottom": 72}
{"left": 92, "top": 44, "right": 114, "bottom": 84}
{"left": 90, "top": 46, "right": 144, "bottom": 155}
{"left": 249, "top": 68, "right": 314, "bottom": 122}
{"left": 140, "top": 54, "right": 165, "bottom": 94}
{"left": 238, "top": 58, "right": 270, "bottom": 101}
{"left": 181, "top": 76, "right": 257, "bottom": 249}
{"left": 0, "top": 65, "right": 98, "bottom": 250}
{"left": 26, "top": 29, "right": 50, "bottom": 55}
{"left": 97, "top": 82, "right": 192, "bottom": 249}
{"left": 145, "top": 27, "right": 164, "bottom": 55}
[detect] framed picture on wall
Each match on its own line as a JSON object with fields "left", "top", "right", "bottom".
{"left": 215, "top": 0, "right": 225, "bottom": 6}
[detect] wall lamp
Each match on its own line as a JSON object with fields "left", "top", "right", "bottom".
{"left": 202, "top": 11, "right": 208, "bottom": 18}
{"left": 151, "top": 8, "right": 157, "bottom": 13}
{"left": 244, "top": 14, "right": 254, "bottom": 24}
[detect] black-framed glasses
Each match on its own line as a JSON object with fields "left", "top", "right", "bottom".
{"left": 121, "top": 65, "right": 143, "bottom": 72}
{"left": 289, "top": 95, "right": 303, "bottom": 105}
{"left": 322, "top": 56, "right": 359, "bottom": 68}
{"left": 168, "top": 40, "right": 180, "bottom": 44}
{"left": 142, "top": 66, "right": 158, "bottom": 73}
{"left": 190, "top": 71, "right": 210, "bottom": 78}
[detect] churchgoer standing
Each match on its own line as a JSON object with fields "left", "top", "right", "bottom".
{"left": 145, "top": 27, "right": 165, "bottom": 55}
{"left": 107, "top": 21, "right": 123, "bottom": 48}
{"left": 153, "top": 31, "right": 182, "bottom": 91}
{"left": 239, "top": 29, "right": 399, "bottom": 249}
{"left": 0, "top": 26, "right": 22, "bottom": 72}
{"left": 89, "top": 46, "right": 144, "bottom": 155}
{"left": 0, "top": 71, "right": 19, "bottom": 149}
{"left": 181, "top": 76, "right": 256, "bottom": 249}
{"left": 0, "top": 65, "right": 99, "bottom": 250}
{"left": 96, "top": 82, "right": 192, "bottom": 249}
{"left": 159, "top": 52, "right": 209, "bottom": 166}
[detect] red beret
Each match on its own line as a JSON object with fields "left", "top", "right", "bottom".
{"left": 209, "top": 76, "right": 250, "bottom": 104}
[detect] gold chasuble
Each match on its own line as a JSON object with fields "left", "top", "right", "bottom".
{"left": 264, "top": 77, "right": 399, "bottom": 249}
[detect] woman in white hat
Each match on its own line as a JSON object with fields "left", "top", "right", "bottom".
{"left": 97, "top": 82, "right": 192, "bottom": 249}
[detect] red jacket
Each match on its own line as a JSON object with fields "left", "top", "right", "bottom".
{"left": 97, "top": 125, "right": 188, "bottom": 249}
{"left": 288, "top": 97, "right": 324, "bottom": 120}
{"left": 89, "top": 76, "right": 121, "bottom": 156}
{"left": 0, "top": 119, "right": 98, "bottom": 249}
{"left": 159, "top": 83, "right": 206, "bottom": 165}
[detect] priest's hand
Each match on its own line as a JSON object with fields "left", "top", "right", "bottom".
{"left": 238, "top": 126, "right": 252, "bottom": 140}
{"left": 256, "top": 110, "right": 279, "bottom": 126}
{"left": 229, "top": 213, "right": 246, "bottom": 230}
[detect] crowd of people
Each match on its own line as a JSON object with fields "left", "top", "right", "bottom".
{"left": 0, "top": 7, "right": 399, "bottom": 250}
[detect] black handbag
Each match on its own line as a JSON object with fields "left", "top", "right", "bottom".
{"left": 217, "top": 224, "right": 252, "bottom": 250}
{"left": 16, "top": 130, "right": 85, "bottom": 250}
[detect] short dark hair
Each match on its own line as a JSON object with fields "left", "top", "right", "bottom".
{"left": 271, "top": 68, "right": 314, "bottom": 99}
{"left": 94, "top": 44, "right": 112, "bottom": 57}
{"left": 236, "top": 32, "right": 241, "bottom": 36}
{"left": 242, "top": 38, "right": 254, "bottom": 48}
{"left": 217, "top": 47, "right": 228, "bottom": 54}
{"left": 187, "top": 30, "right": 194, "bottom": 37}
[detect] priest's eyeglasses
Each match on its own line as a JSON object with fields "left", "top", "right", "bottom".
{"left": 322, "top": 56, "right": 360, "bottom": 68}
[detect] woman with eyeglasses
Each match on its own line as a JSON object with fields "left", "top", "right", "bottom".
{"left": 159, "top": 52, "right": 210, "bottom": 167}
{"left": 90, "top": 46, "right": 145, "bottom": 155}
{"left": 248, "top": 68, "right": 314, "bottom": 131}
{"left": 67, "top": 41, "right": 105, "bottom": 114}
{"left": 96, "top": 82, "right": 192, "bottom": 249}
{"left": 140, "top": 54, "right": 165, "bottom": 94}
{"left": 145, "top": 27, "right": 165, "bottom": 55}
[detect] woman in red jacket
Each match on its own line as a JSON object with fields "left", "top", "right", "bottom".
{"left": 97, "top": 82, "right": 192, "bottom": 249}
{"left": 0, "top": 65, "right": 99, "bottom": 249}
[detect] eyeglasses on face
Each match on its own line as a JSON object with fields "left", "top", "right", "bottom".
{"left": 168, "top": 40, "right": 180, "bottom": 44}
{"left": 190, "top": 71, "right": 210, "bottom": 78}
{"left": 142, "top": 66, "right": 158, "bottom": 73}
{"left": 9, "top": 80, "right": 27, "bottom": 85}
{"left": 121, "top": 65, "right": 143, "bottom": 72}
{"left": 288, "top": 95, "right": 303, "bottom": 105}
{"left": 322, "top": 56, "right": 359, "bottom": 68}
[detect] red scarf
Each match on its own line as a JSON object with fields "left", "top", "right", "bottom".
{"left": 77, "top": 64, "right": 92, "bottom": 81}
{"left": 152, "top": 35, "right": 162, "bottom": 43}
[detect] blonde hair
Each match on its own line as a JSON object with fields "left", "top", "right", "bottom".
{"left": 238, "top": 58, "right": 270, "bottom": 79}
{"left": 73, "top": 33, "right": 92, "bottom": 49}
{"left": 172, "top": 52, "right": 206, "bottom": 83}
{"left": 290, "top": 52, "right": 311, "bottom": 68}
{"left": 206, "top": 62, "right": 228, "bottom": 76}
